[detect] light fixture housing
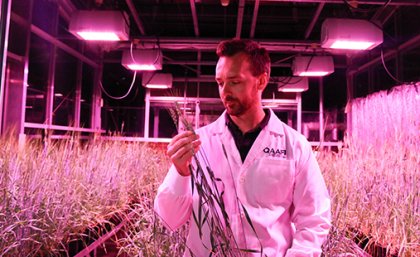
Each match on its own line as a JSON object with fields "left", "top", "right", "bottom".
{"left": 277, "top": 77, "right": 309, "bottom": 92}
{"left": 121, "top": 49, "right": 163, "bottom": 71}
{"left": 321, "top": 18, "right": 383, "bottom": 50}
{"left": 292, "top": 56, "right": 334, "bottom": 77}
{"left": 69, "top": 10, "right": 129, "bottom": 41}
{"left": 142, "top": 72, "right": 172, "bottom": 89}
{"left": 220, "top": 0, "right": 230, "bottom": 6}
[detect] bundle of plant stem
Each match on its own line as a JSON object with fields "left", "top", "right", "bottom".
{"left": 0, "top": 133, "right": 169, "bottom": 256}
{"left": 318, "top": 133, "right": 419, "bottom": 257}
{"left": 164, "top": 102, "right": 263, "bottom": 256}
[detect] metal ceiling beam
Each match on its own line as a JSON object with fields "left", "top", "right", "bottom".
{"left": 163, "top": 55, "right": 200, "bottom": 74}
{"left": 103, "top": 58, "right": 347, "bottom": 68}
{"left": 173, "top": 76, "right": 215, "bottom": 82}
{"left": 57, "top": 0, "right": 77, "bottom": 23}
{"left": 104, "top": 59, "right": 291, "bottom": 67}
{"left": 371, "top": 5, "right": 399, "bottom": 27}
{"left": 236, "top": 0, "right": 245, "bottom": 38}
{"left": 349, "top": 33, "right": 420, "bottom": 75}
{"left": 304, "top": 2, "right": 324, "bottom": 39}
{"left": 250, "top": 0, "right": 260, "bottom": 38}
{"left": 118, "top": 37, "right": 327, "bottom": 53}
{"left": 261, "top": 0, "right": 420, "bottom": 6}
{"left": 11, "top": 13, "right": 98, "bottom": 68}
{"left": 189, "top": 0, "right": 200, "bottom": 37}
{"left": 166, "top": 60, "right": 293, "bottom": 68}
{"left": 125, "top": 0, "right": 146, "bottom": 35}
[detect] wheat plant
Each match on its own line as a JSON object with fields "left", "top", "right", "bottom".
{"left": 0, "top": 133, "right": 169, "bottom": 256}
{"left": 318, "top": 133, "right": 419, "bottom": 257}
{"left": 1, "top": 126, "right": 417, "bottom": 256}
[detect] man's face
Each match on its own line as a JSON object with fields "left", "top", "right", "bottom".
{"left": 215, "top": 53, "right": 262, "bottom": 117}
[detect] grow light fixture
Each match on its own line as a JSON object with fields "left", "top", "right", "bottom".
{"left": 121, "top": 49, "right": 162, "bottom": 71}
{"left": 292, "top": 56, "right": 334, "bottom": 77}
{"left": 277, "top": 77, "right": 309, "bottom": 92}
{"left": 142, "top": 72, "right": 172, "bottom": 89}
{"left": 321, "top": 18, "right": 383, "bottom": 50}
{"left": 69, "top": 11, "right": 129, "bottom": 41}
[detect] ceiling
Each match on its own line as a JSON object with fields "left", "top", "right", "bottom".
{"left": 59, "top": 0, "right": 420, "bottom": 111}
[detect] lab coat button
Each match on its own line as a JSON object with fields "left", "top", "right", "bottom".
{"left": 239, "top": 176, "right": 245, "bottom": 183}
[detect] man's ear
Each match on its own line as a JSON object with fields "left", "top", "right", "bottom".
{"left": 257, "top": 72, "right": 268, "bottom": 90}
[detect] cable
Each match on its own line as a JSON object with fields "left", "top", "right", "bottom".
{"left": 380, "top": 47, "right": 405, "bottom": 85}
{"left": 273, "top": 54, "right": 296, "bottom": 64}
{"left": 99, "top": 71, "right": 138, "bottom": 100}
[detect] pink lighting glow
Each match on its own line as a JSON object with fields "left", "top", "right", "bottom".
{"left": 122, "top": 49, "right": 163, "bottom": 71}
{"left": 145, "top": 84, "right": 171, "bottom": 89}
{"left": 76, "top": 32, "right": 122, "bottom": 41}
{"left": 127, "top": 64, "right": 160, "bottom": 71}
{"left": 277, "top": 76, "right": 309, "bottom": 92}
{"left": 142, "top": 72, "right": 173, "bottom": 89}
{"left": 297, "top": 71, "right": 330, "bottom": 77}
{"left": 292, "top": 56, "right": 334, "bottom": 77}
{"left": 280, "top": 88, "right": 306, "bottom": 93}
{"left": 330, "top": 40, "right": 375, "bottom": 50}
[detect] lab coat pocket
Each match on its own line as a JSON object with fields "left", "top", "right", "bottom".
{"left": 245, "top": 158, "right": 295, "bottom": 208}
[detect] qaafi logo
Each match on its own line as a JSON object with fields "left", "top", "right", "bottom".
{"left": 263, "top": 147, "right": 287, "bottom": 158}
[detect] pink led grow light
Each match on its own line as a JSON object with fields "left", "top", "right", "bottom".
{"left": 122, "top": 49, "right": 163, "bottom": 71}
{"left": 292, "top": 56, "right": 334, "bottom": 77}
{"left": 330, "top": 40, "right": 376, "bottom": 50}
{"left": 126, "top": 64, "right": 159, "bottom": 71}
{"left": 76, "top": 32, "right": 122, "bottom": 41}
{"left": 69, "top": 11, "right": 129, "bottom": 41}
{"left": 142, "top": 73, "right": 173, "bottom": 89}
{"left": 297, "top": 71, "right": 330, "bottom": 76}
{"left": 146, "top": 84, "right": 172, "bottom": 89}
{"left": 321, "top": 18, "right": 383, "bottom": 51}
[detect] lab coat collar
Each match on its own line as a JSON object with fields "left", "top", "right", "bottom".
{"left": 212, "top": 109, "right": 285, "bottom": 137}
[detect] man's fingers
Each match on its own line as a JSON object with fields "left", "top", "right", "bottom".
{"left": 171, "top": 143, "right": 195, "bottom": 162}
{"left": 166, "top": 131, "right": 201, "bottom": 176}
{"left": 170, "top": 131, "right": 195, "bottom": 145}
{"left": 167, "top": 132, "right": 199, "bottom": 157}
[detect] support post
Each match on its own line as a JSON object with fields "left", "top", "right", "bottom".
{"left": 0, "top": 0, "right": 11, "bottom": 134}
{"left": 144, "top": 88, "right": 150, "bottom": 138}
{"left": 319, "top": 77, "right": 324, "bottom": 143}
{"left": 91, "top": 62, "right": 103, "bottom": 135}
{"left": 296, "top": 93, "right": 302, "bottom": 133}
{"left": 45, "top": 3, "right": 59, "bottom": 138}
{"left": 153, "top": 108, "right": 159, "bottom": 137}
{"left": 195, "top": 100, "right": 200, "bottom": 130}
{"left": 74, "top": 46, "right": 84, "bottom": 128}
{"left": 346, "top": 58, "right": 354, "bottom": 138}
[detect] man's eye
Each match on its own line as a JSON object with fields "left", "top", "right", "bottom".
{"left": 231, "top": 81, "right": 240, "bottom": 85}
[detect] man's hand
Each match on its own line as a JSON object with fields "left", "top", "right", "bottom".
{"left": 166, "top": 131, "right": 201, "bottom": 176}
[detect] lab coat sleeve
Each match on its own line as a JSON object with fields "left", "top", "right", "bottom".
{"left": 285, "top": 138, "right": 331, "bottom": 257}
{"left": 154, "top": 165, "right": 193, "bottom": 230}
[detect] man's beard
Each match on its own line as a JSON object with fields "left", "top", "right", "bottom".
{"left": 224, "top": 96, "right": 251, "bottom": 117}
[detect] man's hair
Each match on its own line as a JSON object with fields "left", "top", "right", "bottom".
{"left": 216, "top": 39, "right": 271, "bottom": 77}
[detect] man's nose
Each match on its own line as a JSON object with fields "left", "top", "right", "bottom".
{"left": 220, "top": 83, "right": 230, "bottom": 95}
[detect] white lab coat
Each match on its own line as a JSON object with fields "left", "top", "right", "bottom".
{"left": 154, "top": 109, "right": 331, "bottom": 257}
